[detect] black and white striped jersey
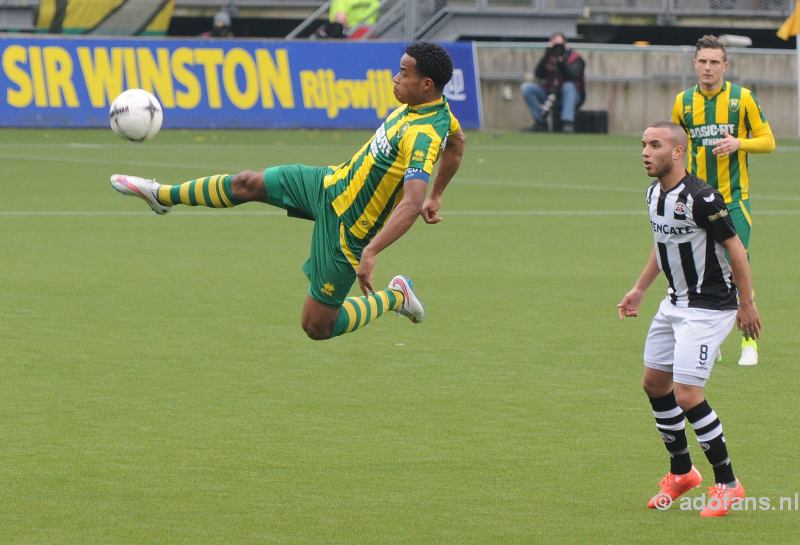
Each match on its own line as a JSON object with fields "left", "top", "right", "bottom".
{"left": 646, "top": 173, "right": 739, "bottom": 310}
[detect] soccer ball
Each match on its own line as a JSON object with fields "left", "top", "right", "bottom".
{"left": 109, "top": 89, "right": 163, "bottom": 142}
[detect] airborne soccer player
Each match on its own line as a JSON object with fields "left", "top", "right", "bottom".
{"left": 672, "top": 35, "right": 775, "bottom": 366}
{"left": 618, "top": 122, "right": 761, "bottom": 517}
{"left": 110, "top": 42, "right": 466, "bottom": 340}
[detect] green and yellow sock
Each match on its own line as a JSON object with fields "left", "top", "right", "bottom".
{"left": 156, "top": 174, "right": 241, "bottom": 207}
{"left": 332, "top": 289, "right": 404, "bottom": 337}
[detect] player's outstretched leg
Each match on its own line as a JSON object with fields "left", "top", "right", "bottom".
{"left": 323, "top": 275, "right": 424, "bottom": 339}
{"left": 110, "top": 174, "right": 173, "bottom": 215}
{"left": 388, "top": 275, "right": 425, "bottom": 323}
{"left": 110, "top": 171, "right": 266, "bottom": 214}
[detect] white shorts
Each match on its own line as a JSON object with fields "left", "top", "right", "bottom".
{"left": 643, "top": 298, "right": 737, "bottom": 386}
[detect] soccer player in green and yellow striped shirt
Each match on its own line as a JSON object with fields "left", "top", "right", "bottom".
{"left": 110, "top": 42, "right": 466, "bottom": 341}
{"left": 672, "top": 35, "right": 775, "bottom": 366}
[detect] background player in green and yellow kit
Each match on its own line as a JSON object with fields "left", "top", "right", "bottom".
{"left": 110, "top": 42, "right": 467, "bottom": 341}
{"left": 672, "top": 35, "right": 775, "bottom": 366}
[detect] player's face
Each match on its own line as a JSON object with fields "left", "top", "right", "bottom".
{"left": 393, "top": 54, "right": 429, "bottom": 105}
{"left": 641, "top": 127, "right": 677, "bottom": 179}
{"left": 694, "top": 48, "right": 727, "bottom": 91}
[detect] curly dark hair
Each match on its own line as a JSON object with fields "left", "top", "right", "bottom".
{"left": 405, "top": 42, "right": 453, "bottom": 92}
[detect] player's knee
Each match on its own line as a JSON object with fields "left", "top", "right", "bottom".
{"left": 642, "top": 375, "right": 670, "bottom": 398}
{"left": 230, "top": 170, "right": 265, "bottom": 201}
{"left": 301, "top": 320, "right": 333, "bottom": 341}
{"left": 673, "top": 385, "right": 703, "bottom": 411}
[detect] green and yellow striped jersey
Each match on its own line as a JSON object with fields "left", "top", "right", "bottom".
{"left": 324, "top": 96, "right": 460, "bottom": 241}
{"left": 672, "top": 81, "right": 773, "bottom": 204}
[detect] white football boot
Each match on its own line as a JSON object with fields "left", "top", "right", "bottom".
{"left": 738, "top": 339, "right": 759, "bottom": 366}
{"left": 389, "top": 275, "right": 424, "bottom": 323}
{"left": 110, "top": 174, "right": 171, "bottom": 215}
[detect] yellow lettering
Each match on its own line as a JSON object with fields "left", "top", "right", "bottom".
{"left": 28, "top": 46, "right": 48, "bottom": 107}
{"left": 378, "top": 69, "right": 399, "bottom": 117}
{"left": 77, "top": 47, "right": 124, "bottom": 107}
{"left": 300, "top": 68, "right": 399, "bottom": 119}
{"left": 123, "top": 47, "right": 139, "bottom": 89}
{"left": 43, "top": 46, "right": 78, "bottom": 107}
{"left": 222, "top": 48, "right": 258, "bottom": 109}
{"left": 325, "top": 69, "right": 338, "bottom": 119}
{"left": 137, "top": 48, "right": 174, "bottom": 108}
{"left": 255, "top": 49, "right": 294, "bottom": 108}
{"left": 194, "top": 49, "right": 224, "bottom": 108}
{"left": 301, "top": 70, "right": 323, "bottom": 109}
{"left": 348, "top": 77, "right": 371, "bottom": 110}
{"left": 171, "top": 48, "right": 200, "bottom": 109}
{"left": 3, "top": 45, "right": 33, "bottom": 107}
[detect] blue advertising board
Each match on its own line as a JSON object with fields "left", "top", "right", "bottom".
{"left": 0, "top": 37, "right": 481, "bottom": 129}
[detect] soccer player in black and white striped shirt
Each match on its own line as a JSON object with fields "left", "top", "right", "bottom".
{"left": 618, "top": 121, "right": 761, "bottom": 517}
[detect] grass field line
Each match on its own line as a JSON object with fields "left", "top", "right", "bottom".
{"left": 3, "top": 209, "right": 800, "bottom": 217}
{"left": 6, "top": 152, "right": 800, "bottom": 203}
{"left": 6, "top": 147, "right": 800, "bottom": 203}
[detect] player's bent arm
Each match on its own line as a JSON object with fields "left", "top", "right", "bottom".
{"left": 632, "top": 247, "right": 661, "bottom": 292}
{"left": 722, "top": 235, "right": 761, "bottom": 339}
{"left": 723, "top": 235, "right": 755, "bottom": 305}
{"left": 739, "top": 123, "right": 776, "bottom": 154}
{"left": 361, "top": 179, "right": 426, "bottom": 259}
{"left": 618, "top": 248, "right": 660, "bottom": 319}
{"left": 423, "top": 129, "right": 466, "bottom": 224}
{"left": 431, "top": 128, "right": 466, "bottom": 199}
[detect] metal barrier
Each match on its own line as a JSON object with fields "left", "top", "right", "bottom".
{"left": 477, "top": 42, "right": 798, "bottom": 137}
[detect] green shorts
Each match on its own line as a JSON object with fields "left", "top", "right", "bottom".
{"left": 263, "top": 164, "right": 365, "bottom": 306}
{"left": 727, "top": 199, "right": 752, "bottom": 251}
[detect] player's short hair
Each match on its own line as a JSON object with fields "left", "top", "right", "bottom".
{"left": 550, "top": 31, "right": 567, "bottom": 43}
{"left": 695, "top": 34, "right": 727, "bottom": 61}
{"left": 405, "top": 42, "right": 453, "bottom": 92}
{"left": 647, "top": 121, "right": 688, "bottom": 150}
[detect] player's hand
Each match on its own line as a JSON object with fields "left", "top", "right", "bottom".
{"left": 422, "top": 196, "right": 443, "bottom": 224}
{"left": 356, "top": 250, "right": 376, "bottom": 296}
{"left": 712, "top": 130, "right": 741, "bottom": 156}
{"left": 617, "top": 289, "right": 644, "bottom": 320}
{"left": 737, "top": 300, "right": 761, "bottom": 340}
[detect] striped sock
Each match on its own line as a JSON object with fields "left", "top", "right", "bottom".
{"left": 649, "top": 391, "right": 692, "bottom": 475}
{"left": 332, "top": 289, "right": 404, "bottom": 337}
{"left": 686, "top": 400, "right": 736, "bottom": 485}
{"left": 156, "top": 174, "right": 241, "bottom": 207}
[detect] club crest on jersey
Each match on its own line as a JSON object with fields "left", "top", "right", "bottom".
{"left": 412, "top": 149, "right": 425, "bottom": 163}
{"left": 674, "top": 202, "right": 687, "bottom": 215}
{"left": 321, "top": 282, "right": 335, "bottom": 296}
{"left": 729, "top": 98, "right": 740, "bottom": 113}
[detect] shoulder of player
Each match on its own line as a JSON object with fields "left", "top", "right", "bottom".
{"left": 685, "top": 176, "right": 725, "bottom": 212}
{"left": 404, "top": 111, "right": 451, "bottom": 138}
{"left": 646, "top": 180, "right": 659, "bottom": 201}
{"left": 681, "top": 173, "right": 714, "bottom": 196}
{"left": 674, "top": 85, "right": 696, "bottom": 100}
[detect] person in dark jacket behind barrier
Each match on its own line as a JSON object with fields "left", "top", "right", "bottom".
{"left": 520, "top": 32, "right": 586, "bottom": 133}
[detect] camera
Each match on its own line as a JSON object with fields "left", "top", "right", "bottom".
{"left": 541, "top": 92, "right": 558, "bottom": 116}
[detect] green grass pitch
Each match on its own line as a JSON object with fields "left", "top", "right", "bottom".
{"left": 1, "top": 128, "right": 799, "bottom": 544}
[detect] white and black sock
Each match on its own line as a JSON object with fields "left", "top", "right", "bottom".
{"left": 649, "top": 392, "right": 692, "bottom": 475}
{"left": 686, "top": 400, "right": 736, "bottom": 485}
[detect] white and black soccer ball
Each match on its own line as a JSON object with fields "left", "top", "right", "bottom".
{"left": 109, "top": 89, "right": 163, "bottom": 142}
